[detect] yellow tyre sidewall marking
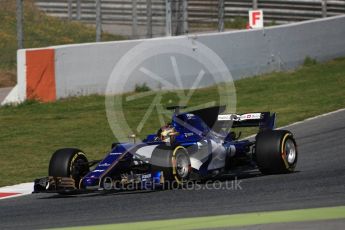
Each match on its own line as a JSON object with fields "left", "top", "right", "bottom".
{"left": 281, "top": 133, "right": 292, "bottom": 170}
{"left": 69, "top": 152, "right": 86, "bottom": 188}
{"left": 172, "top": 146, "right": 188, "bottom": 184}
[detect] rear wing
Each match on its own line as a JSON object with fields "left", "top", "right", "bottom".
{"left": 217, "top": 112, "right": 276, "bottom": 130}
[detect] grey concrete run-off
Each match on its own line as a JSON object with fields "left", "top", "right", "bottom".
{"left": 0, "top": 87, "right": 13, "bottom": 104}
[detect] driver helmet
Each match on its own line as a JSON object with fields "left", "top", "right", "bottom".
{"left": 160, "top": 125, "right": 176, "bottom": 143}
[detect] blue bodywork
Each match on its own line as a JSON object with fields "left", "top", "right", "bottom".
{"left": 80, "top": 106, "right": 276, "bottom": 190}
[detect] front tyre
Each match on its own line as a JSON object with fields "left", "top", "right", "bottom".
{"left": 49, "top": 148, "right": 89, "bottom": 189}
{"left": 150, "top": 145, "right": 191, "bottom": 185}
{"left": 255, "top": 130, "right": 298, "bottom": 174}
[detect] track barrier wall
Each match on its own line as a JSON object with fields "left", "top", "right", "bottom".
{"left": 2, "top": 15, "right": 345, "bottom": 104}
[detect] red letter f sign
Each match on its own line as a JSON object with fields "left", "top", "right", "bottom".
{"left": 249, "top": 10, "right": 264, "bottom": 29}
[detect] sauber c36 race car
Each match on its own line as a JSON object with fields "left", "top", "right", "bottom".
{"left": 34, "top": 105, "right": 298, "bottom": 194}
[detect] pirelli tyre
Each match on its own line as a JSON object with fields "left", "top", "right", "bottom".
{"left": 150, "top": 145, "right": 191, "bottom": 186}
{"left": 49, "top": 148, "right": 90, "bottom": 189}
{"left": 255, "top": 130, "right": 298, "bottom": 174}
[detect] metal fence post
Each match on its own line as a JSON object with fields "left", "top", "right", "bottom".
{"left": 16, "top": 0, "right": 24, "bottom": 49}
{"left": 96, "top": 0, "right": 102, "bottom": 42}
{"left": 146, "top": 0, "right": 153, "bottom": 38}
{"left": 172, "top": 0, "right": 178, "bottom": 35}
{"left": 218, "top": 0, "right": 224, "bottom": 32}
{"left": 165, "top": 0, "right": 172, "bottom": 36}
{"left": 77, "top": 0, "right": 81, "bottom": 20}
{"left": 321, "top": 0, "right": 327, "bottom": 18}
{"left": 182, "top": 0, "right": 188, "bottom": 34}
{"left": 132, "top": 0, "right": 138, "bottom": 39}
{"left": 176, "top": 0, "right": 182, "bottom": 35}
{"left": 68, "top": 0, "right": 72, "bottom": 20}
{"left": 253, "top": 0, "right": 258, "bottom": 9}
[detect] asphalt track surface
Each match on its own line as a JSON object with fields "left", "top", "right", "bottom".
{"left": 1, "top": 109, "right": 345, "bottom": 229}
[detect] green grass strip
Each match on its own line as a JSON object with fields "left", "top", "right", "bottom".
{"left": 55, "top": 205, "right": 345, "bottom": 230}
{"left": 1, "top": 57, "right": 345, "bottom": 186}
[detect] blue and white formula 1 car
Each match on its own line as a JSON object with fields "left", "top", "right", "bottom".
{"left": 34, "top": 106, "right": 298, "bottom": 194}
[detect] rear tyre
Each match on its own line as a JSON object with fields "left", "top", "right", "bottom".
{"left": 255, "top": 130, "right": 297, "bottom": 174}
{"left": 150, "top": 145, "right": 191, "bottom": 186}
{"left": 49, "top": 148, "right": 89, "bottom": 189}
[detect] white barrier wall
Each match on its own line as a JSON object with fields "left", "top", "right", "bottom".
{"left": 3, "top": 15, "right": 345, "bottom": 104}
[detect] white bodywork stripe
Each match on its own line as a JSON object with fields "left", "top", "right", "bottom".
{"left": 135, "top": 145, "right": 159, "bottom": 161}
